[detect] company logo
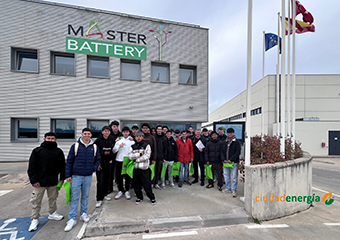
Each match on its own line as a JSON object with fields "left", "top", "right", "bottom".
{"left": 86, "top": 21, "right": 103, "bottom": 39}
{"left": 255, "top": 193, "right": 335, "bottom": 205}
{"left": 322, "top": 192, "right": 335, "bottom": 205}
{"left": 149, "top": 25, "right": 172, "bottom": 61}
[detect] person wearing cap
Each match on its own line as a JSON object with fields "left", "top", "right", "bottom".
{"left": 108, "top": 120, "right": 123, "bottom": 194}
{"left": 64, "top": 128, "right": 101, "bottom": 232}
{"left": 112, "top": 126, "right": 135, "bottom": 200}
{"left": 27, "top": 132, "right": 65, "bottom": 232}
{"left": 94, "top": 126, "right": 115, "bottom": 208}
{"left": 204, "top": 131, "right": 224, "bottom": 191}
{"left": 128, "top": 131, "right": 156, "bottom": 205}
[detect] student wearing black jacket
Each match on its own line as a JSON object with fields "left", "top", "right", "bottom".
{"left": 153, "top": 125, "right": 167, "bottom": 189}
{"left": 94, "top": 126, "right": 115, "bottom": 207}
{"left": 161, "top": 130, "right": 178, "bottom": 188}
{"left": 204, "top": 131, "right": 224, "bottom": 191}
{"left": 27, "top": 132, "right": 65, "bottom": 232}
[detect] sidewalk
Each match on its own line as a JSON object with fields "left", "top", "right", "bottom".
{"left": 85, "top": 178, "right": 251, "bottom": 238}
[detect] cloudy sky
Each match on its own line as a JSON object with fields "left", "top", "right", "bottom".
{"left": 46, "top": 0, "right": 340, "bottom": 113}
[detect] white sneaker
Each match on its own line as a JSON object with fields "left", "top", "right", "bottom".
{"left": 154, "top": 184, "right": 161, "bottom": 190}
{"left": 232, "top": 191, "right": 237, "bottom": 198}
{"left": 48, "top": 211, "right": 64, "bottom": 221}
{"left": 115, "top": 191, "right": 123, "bottom": 200}
{"left": 28, "top": 219, "right": 39, "bottom": 232}
{"left": 80, "top": 213, "right": 90, "bottom": 223}
{"left": 125, "top": 191, "right": 131, "bottom": 199}
{"left": 104, "top": 196, "right": 111, "bottom": 201}
{"left": 161, "top": 183, "right": 165, "bottom": 188}
{"left": 170, "top": 183, "right": 175, "bottom": 188}
{"left": 95, "top": 201, "right": 102, "bottom": 208}
{"left": 64, "top": 219, "right": 77, "bottom": 232}
{"left": 222, "top": 189, "right": 232, "bottom": 194}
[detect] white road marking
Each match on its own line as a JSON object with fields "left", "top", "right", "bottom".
{"left": 76, "top": 222, "right": 87, "bottom": 239}
{"left": 0, "top": 190, "right": 13, "bottom": 197}
{"left": 143, "top": 230, "right": 198, "bottom": 239}
{"left": 324, "top": 223, "right": 340, "bottom": 226}
{"left": 312, "top": 187, "right": 340, "bottom": 198}
{"left": 246, "top": 224, "right": 289, "bottom": 229}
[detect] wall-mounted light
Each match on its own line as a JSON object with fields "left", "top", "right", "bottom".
{"left": 189, "top": 106, "right": 194, "bottom": 109}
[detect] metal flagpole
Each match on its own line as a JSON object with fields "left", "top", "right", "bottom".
{"left": 287, "top": 0, "right": 291, "bottom": 139}
{"left": 292, "top": 0, "right": 296, "bottom": 146}
{"left": 245, "top": 0, "right": 252, "bottom": 167}
{"left": 280, "top": 0, "right": 286, "bottom": 154}
{"left": 261, "top": 31, "right": 265, "bottom": 140}
{"left": 276, "top": 13, "right": 280, "bottom": 136}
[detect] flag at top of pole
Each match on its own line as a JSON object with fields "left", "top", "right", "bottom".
{"left": 265, "top": 33, "right": 281, "bottom": 51}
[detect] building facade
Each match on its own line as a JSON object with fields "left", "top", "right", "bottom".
{"left": 0, "top": 0, "right": 209, "bottom": 162}
{"left": 204, "top": 74, "right": 340, "bottom": 156}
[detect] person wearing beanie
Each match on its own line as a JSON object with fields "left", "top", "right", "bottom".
{"left": 128, "top": 130, "right": 156, "bottom": 205}
{"left": 112, "top": 126, "right": 135, "bottom": 200}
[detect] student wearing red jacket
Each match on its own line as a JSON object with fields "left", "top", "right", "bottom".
{"left": 176, "top": 131, "right": 193, "bottom": 187}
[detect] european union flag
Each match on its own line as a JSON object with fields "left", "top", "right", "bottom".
{"left": 265, "top": 33, "right": 280, "bottom": 51}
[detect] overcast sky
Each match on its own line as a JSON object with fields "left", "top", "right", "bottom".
{"left": 46, "top": 0, "right": 340, "bottom": 113}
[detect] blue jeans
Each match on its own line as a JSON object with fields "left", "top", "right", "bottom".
{"left": 179, "top": 162, "right": 189, "bottom": 182}
{"left": 68, "top": 175, "right": 92, "bottom": 220}
{"left": 223, "top": 163, "right": 238, "bottom": 191}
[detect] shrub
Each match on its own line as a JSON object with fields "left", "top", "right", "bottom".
{"left": 238, "top": 135, "right": 303, "bottom": 182}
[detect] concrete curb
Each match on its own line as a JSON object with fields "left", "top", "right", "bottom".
{"left": 84, "top": 211, "right": 252, "bottom": 237}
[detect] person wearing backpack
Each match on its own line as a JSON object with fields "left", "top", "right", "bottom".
{"left": 64, "top": 128, "right": 101, "bottom": 232}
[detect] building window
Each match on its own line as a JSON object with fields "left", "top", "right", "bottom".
{"left": 151, "top": 62, "right": 169, "bottom": 83}
{"left": 11, "top": 48, "right": 38, "bottom": 73}
{"left": 179, "top": 65, "right": 196, "bottom": 85}
{"left": 11, "top": 118, "right": 38, "bottom": 141}
{"left": 51, "top": 119, "right": 75, "bottom": 139}
{"left": 121, "top": 59, "right": 141, "bottom": 80}
{"left": 51, "top": 52, "right": 75, "bottom": 75}
{"left": 88, "top": 120, "right": 109, "bottom": 138}
{"left": 87, "top": 56, "right": 109, "bottom": 78}
{"left": 251, "top": 107, "right": 262, "bottom": 116}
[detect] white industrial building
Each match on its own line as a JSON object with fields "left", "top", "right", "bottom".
{"left": 0, "top": 0, "right": 209, "bottom": 162}
{"left": 204, "top": 74, "right": 340, "bottom": 156}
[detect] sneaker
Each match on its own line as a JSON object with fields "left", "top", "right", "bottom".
{"left": 218, "top": 186, "right": 223, "bottom": 191}
{"left": 150, "top": 199, "right": 156, "bottom": 205}
{"left": 232, "top": 191, "right": 237, "bottom": 198}
{"left": 185, "top": 181, "right": 192, "bottom": 186}
{"left": 178, "top": 182, "right": 182, "bottom": 188}
{"left": 125, "top": 191, "right": 131, "bottom": 200}
{"left": 28, "top": 219, "right": 39, "bottom": 232}
{"left": 154, "top": 184, "right": 161, "bottom": 190}
{"left": 135, "top": 199, "right": 142, "bottom": 205}
{"left": 161, "top": 183, "right": 165, "bottom": 188}
{"left": 222, "top": 189, "right": 232, "bottom": 194}
{"left": 104, "top": 196, "right": 111, "bottom": 201}
{"left": 206, "top": 184, "right": 214, "bottom": 189}
{"left": 115, "top": 191, "right": 123, "bottom": 200}
{"left": 170, "top": 183, "right": 175, "bottom": 188}
{"left": 95, "top": 201, "right": 102, "bottom": 208}
{"left": 64, "top": 219, "right": 77, "bottom": 232}
{"left": 200, "top": 181, "right": 205, "bottom": 186}
{"left": 191, "top": 179, "right": 198, "bottom": 184}
{"left": 48, "top": 211, "right": 64, "bottom": 221}
{"left": 80, "top": 213, "right": 90, "bottom": 223}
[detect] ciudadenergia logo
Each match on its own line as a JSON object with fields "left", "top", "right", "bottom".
{"left": 322, "top": 192, "right": 335, "bottom": 205}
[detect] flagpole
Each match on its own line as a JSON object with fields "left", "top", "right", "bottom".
{"left": 292, "top": 0, "right": 296, "bottom": 147}
{"left": 245, "top": 0, "right": 252, "bottom": 167}
{"left": 261, "top": 31, "right": 265, "bottom": 140}
{"left": 276, "top": 12, "right": 280, "bottom": 136}
{"left": 287, "top": 0, "right": 291, "bottom": 139}
{"left": 280, "top": 0, "right": 286, "bottom": 154}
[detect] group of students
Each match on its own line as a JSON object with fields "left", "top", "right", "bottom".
{"left": 26, "top": 121, "right": 241, "bottom": 233}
